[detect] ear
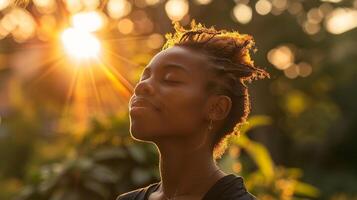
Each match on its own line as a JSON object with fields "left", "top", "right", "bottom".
{"left": 206, "top": 95, "right": 232, "bottom": 121}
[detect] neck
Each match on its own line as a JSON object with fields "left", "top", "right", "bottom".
{"left": 153, "top": 136, "right": 226, "bottom": 199}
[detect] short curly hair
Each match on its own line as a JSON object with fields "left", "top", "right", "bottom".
{"left": 163, "top": 21, "right": 270, "bottom": 160}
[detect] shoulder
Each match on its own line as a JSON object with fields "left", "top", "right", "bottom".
{"left": 116, "top": 188, "right": 143, "bottom": 200}
{"left": 116, "top": 183, "right": 160, "bottom": 200}
{"left": 203, "top": 174, "right": 258, "bottom": 200}
{"left": 229, "top": 192, "right": 257, "bottom": 200}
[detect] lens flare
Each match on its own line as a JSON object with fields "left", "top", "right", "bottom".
{"left": 71, "top": 11, "right": 104, "bottom": 32}
{"left": 61, "top": 27, "right": 101, "bottom": 59}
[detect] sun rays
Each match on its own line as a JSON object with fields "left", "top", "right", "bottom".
{"left": 17, "top": 32, "right": 155, "bottom": 133}
{"left": 0, "top": 2, "right": 163, "bottom": 134}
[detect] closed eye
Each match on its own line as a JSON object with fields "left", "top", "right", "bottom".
{"left": 140, "top": 76, "right": 148, "bottom": 82}
{"left": 139, "top": 73, "right": 150, "bottom": 81}
{"left": 163, "top": 79, "right": 182, "bottom": 84}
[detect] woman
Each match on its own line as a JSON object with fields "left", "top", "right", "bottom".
{"left": 117, "top": 22, "right": 270, "bottom": 200}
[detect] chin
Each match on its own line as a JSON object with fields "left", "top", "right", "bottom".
{"left": 130, "top": 131, "right": 150, "bottom": 142}
{"left": 128, "top": 113, "right": 159, "bottom": 140}
{"left": 129, "top": 123, "right": 156, "bottom": 142}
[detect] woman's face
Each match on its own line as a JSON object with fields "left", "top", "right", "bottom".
{"left": 129, "top": 46, "right": 214, "bottom": 142}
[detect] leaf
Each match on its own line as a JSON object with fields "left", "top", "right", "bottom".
{"left": 232, "top": 135, "right": 275, "bottom": 182}
{"left": 239, "top": 115, "right": 272, "bottom": 135}
{"left": 131, "top": 168, "right": 151, "bottom": 185}
{"left": 294, "top": 181, "right": 320, "bottom": 198}
{"left": 128, "top": 146, "right": 146, "bottom": 163}
{"left": 92, "top": 147, "right": 127, "bottom": 161}
{"left": 76, "top": 158, "right": 94, "bottom": 171}
{"left": 88, "top": 164, "right": 118, "bottom": 183}
{"left": 83, "top": 180, "right": 110, "bottom": 199}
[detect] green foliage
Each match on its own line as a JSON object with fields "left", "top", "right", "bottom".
{"left": 1, "top": 0, "right": 357, "bottom": 199}
{"left": 14, "top": 115, "right": 320, "bottom": 200}
{"left": 221, "top": 116, "right": 320, "bottom": 200}
{"left": 16, "top": 116, "right": 159, "bottom": 200}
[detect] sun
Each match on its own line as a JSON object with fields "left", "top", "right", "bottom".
{"left": 61, "top": 27, "right": 101, "bottom": 59}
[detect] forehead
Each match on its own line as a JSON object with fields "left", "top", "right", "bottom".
{"left": 146, "top": 46, "right": 212, "bottom": 73}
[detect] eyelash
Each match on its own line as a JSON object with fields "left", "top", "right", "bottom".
{"left": 139, "top": 77, "right": 181, "bottom": 85}
{"left": 163, "top": 79, "right": 181, "bottom": 84}
{"left": 140, "top": 72, "right": 181, "bottom": 82}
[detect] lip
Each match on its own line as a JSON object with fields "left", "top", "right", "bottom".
{"left": 129, "top": 97, "right": 160, "bottom": 111}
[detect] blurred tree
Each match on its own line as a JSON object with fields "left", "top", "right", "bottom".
{"left": 1, "top": 0, "right": 357, "bottom": 199}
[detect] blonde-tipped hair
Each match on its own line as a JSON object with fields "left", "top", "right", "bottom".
{"left": 163, "top": 21, "right": 270, "bottom": 160}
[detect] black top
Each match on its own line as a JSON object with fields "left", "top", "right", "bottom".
{"left": 116, "top": 174, "right": 257, "bottom": 200}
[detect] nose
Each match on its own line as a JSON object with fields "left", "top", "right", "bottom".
{"left": 133, "top": 78, "right": 155, "bottom": 96}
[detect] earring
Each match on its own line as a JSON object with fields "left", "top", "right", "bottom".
{"left": 208, "top": 119, "right": 213, "bottom": 131}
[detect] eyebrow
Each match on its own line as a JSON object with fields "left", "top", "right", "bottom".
{"left": 144, "top": 63, "right": 190, "bottom": 74}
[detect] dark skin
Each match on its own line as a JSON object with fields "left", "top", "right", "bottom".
{"left": 129, "top": 46, "right": 232, "bottom": 200}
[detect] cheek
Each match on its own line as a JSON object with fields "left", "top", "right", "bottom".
{"left": 161, "top": 90, "right": 207, "bottom": 133}
{"left": 128, "top": 86, "right": 208, "bottom": 140}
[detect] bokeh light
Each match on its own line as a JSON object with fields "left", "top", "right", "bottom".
{"left": 37, "top": 14, "right": 57, "bottom": 41}
{"left": 33, "top": 0, "right": 57, "bottom": 14}
{"left": 325, "top": 8, "right": 357, "bottom": 34}
{"left": 287, "top": 1, "right": 303, "bottom": 15}
{"left": 283, "top": 64, "right": 299, "bottom": 79}
{"left": 71, "top": 11, "right": 106, "bottom": 32}
{"left": 0, "top": 25, "right": 8, "bottom": 39}
{"left": 307, "top": 8, "right": 324, "bottom": 24}
{"left": 272, "top": 0, "right": 287, "bottom": 11}
{"left": 145, "top": 0, "right": 161, "bottom": 6}
{"left": 117, "top": 18, "right": 134, "bottom": 34}
{"left": 132, "top": 10, "right": 154, "bottom": 34}
{"left": 107, "top": 0, "right": 132, "bottom": 19}
{"left": 0, "top": 0, "right": 11, "bottom": 10}
{"left": 319, "top": 2, "right": 334, "bottom": 16}
{"left": 0, "top": 8, "right": 36, "bottom": 42}
{"left": 232, "top": 162, "right": 242, "bottom": 173}
{"left": 303, "top": 21, "right": 321, "bottom": 35}
{"left": 165, "top": 0, "right": 189, "bottom": 21}
{"left": 233, "top": 3, "right": 253, "bottom": 24}
{"left": 146, "top": 33, "right": 164, "bottom": 49}
{"left": 267, "top": 45, "right": 295, "bottom": 70}
{"left": 194, "top": 0, "right": 212, "bottom": 5}
{"left": 255, "top": 0, "right": 272, "bottom": 15}
{"left": 298, "top": 62, "right": 312, "bottom": 77}
{"left": 82, "top": 0, "right": 100, "bottom": 10}
{"left": 63, "top": 0, "right": 83, "bottom": 13}
{"left": 61, "top": 28, "right": 101, "bottom": 59}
